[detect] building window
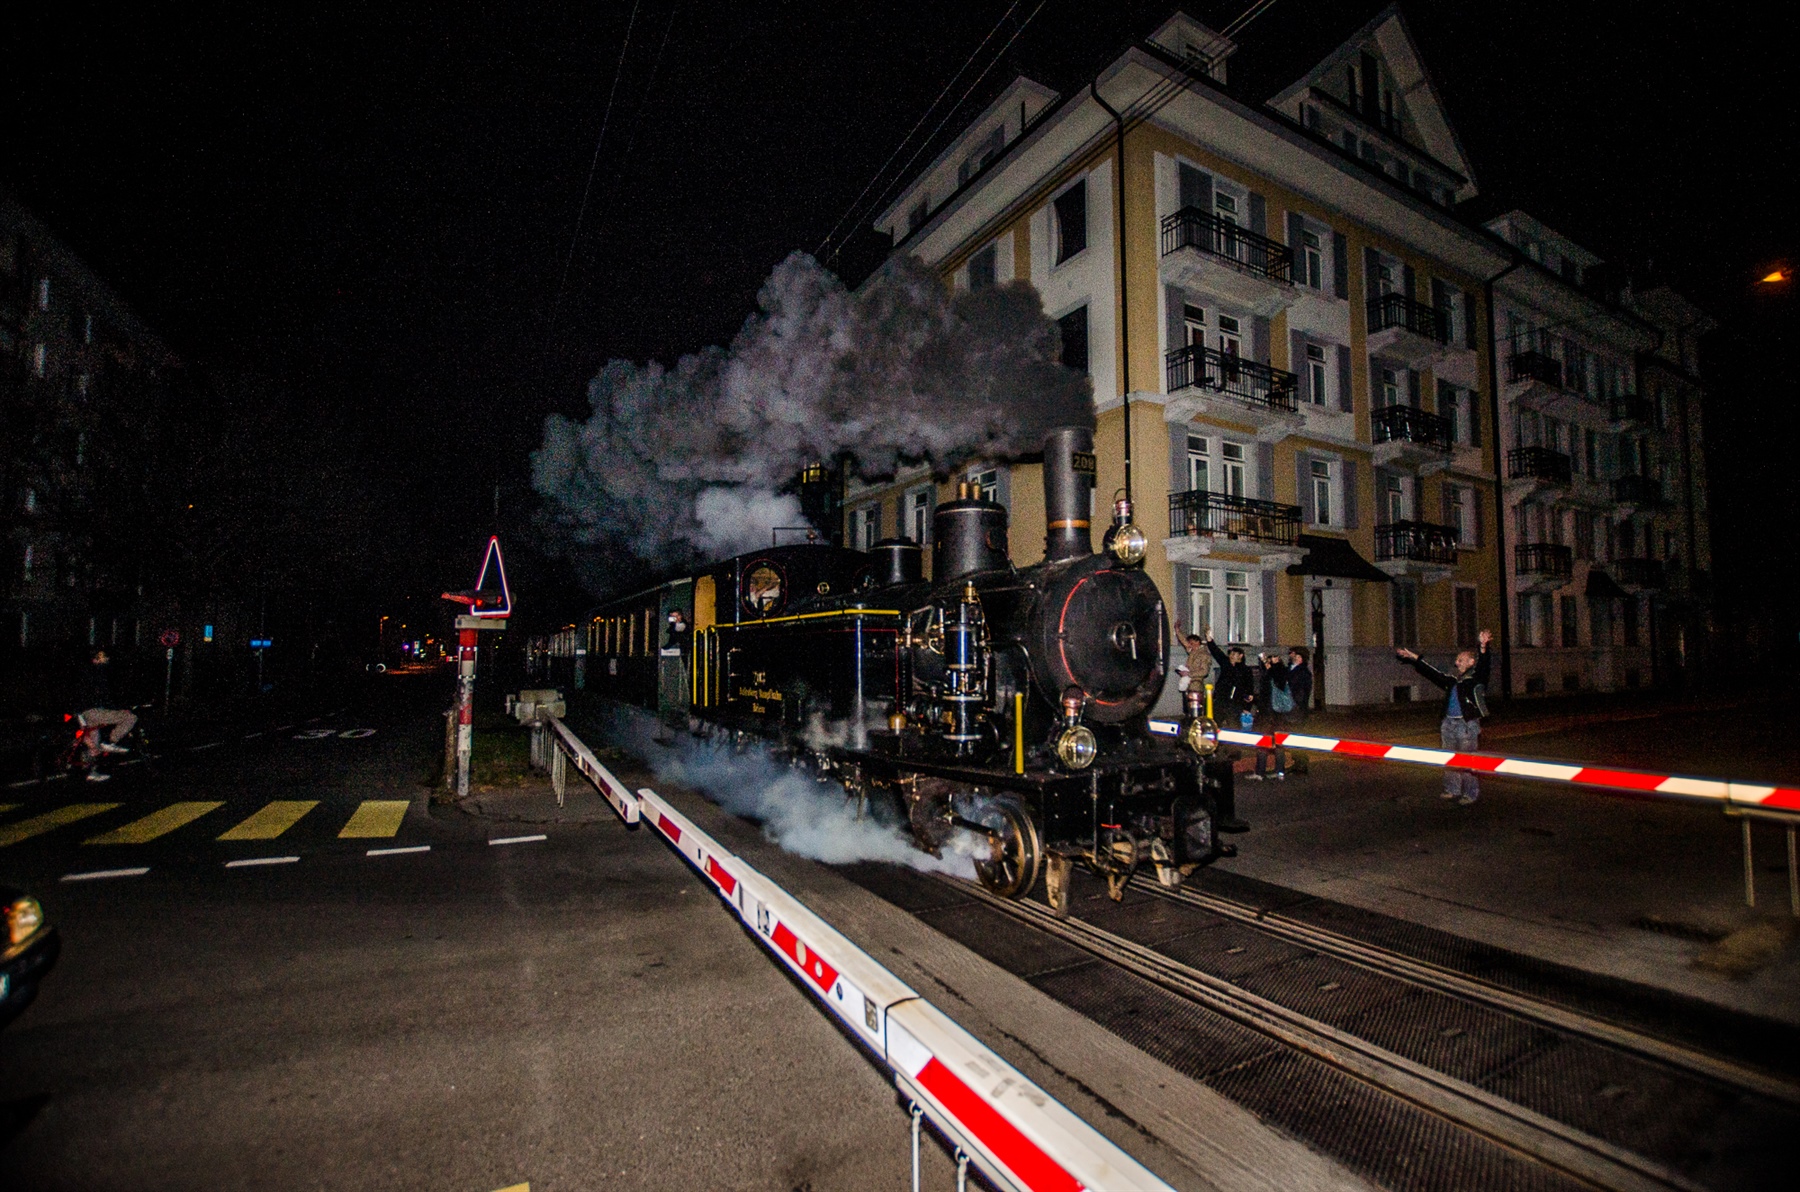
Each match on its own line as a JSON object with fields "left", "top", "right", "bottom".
{"left": 1454, "top": 586, "right": 1478, "bottom": 647}
{"left": 1589, "top": 594, "right": 1614, "bottom": 645}
{"left": 1305, "top": 344, "right": 1328, "bottom": 405}
{"left": 1220, "top": 441, "right": 1246, "bottom": 497}
{"left": 1449, "top": 485, "right": 1472, "bottom": 543}
{"left": 967, "top": 468, "right": 999, "bottom": 503}
{"left": 1053, "top": 179, "right": 1087, "bottom": 264}
{"left": 967, "top": 244, "right": 997, "bottom": 290}
{"left": 1383, "top": 473, "right": 1407, "bottom": 522}
{"left": 33, "top": 343, "right": 46, "bottom": 377}
{"left": 1390, "top": 579, "right": 1419, "bottom": 648}
{"left": 1182, "top": 303, "right": 1205, "bottom": 348}
{"left": 1378, "top": 367, "right": 1400, "bottom": 408}
{"left": 1311, "top": 459, "right": 1333, "bottom": 526}
{"left": 907, "top": 487, "right": 932, "bottom": 544}
{"left": 1188, "top": 570, "right": 1214, "bottom": 641}
{"left": 1187, "top": 435, "right": 1210, "bottom": 492}
{"left": 1224, "top": 571, "right": 1250, "bottom": 643}
{"left": 1301, "top": 229, "right": 1323, "bottom": 289}
{"left": 23, "top": 487, "right": 37, "bottom": 513}
{"left": 1622, "top": 596, "right": 1640, "bottom": 646}
{"left": 1058, "top": 306, "right": 1089, "bottom": 373}
{"left": 21, "top": 543, "right": 32, "bottom": 582}
{"left": 1584, "top": 428, "right": 1598, "bottom": 477}
{"left": 858, "top": 506, "right": 880, "bottom": 551}
{"left": 1573, "top": 510, "right": 1595, "bottom": 560}
{"left": 1217, "top": 315, "right": 1242, "bottom": 357}
{"left": 1560, "top": 594, "right": 1579, "bottom": 647}
{"left": 37, "top": 277, "right": 50, "bottom": 309}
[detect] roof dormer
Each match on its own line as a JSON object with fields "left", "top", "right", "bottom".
{"left": 1146, "top": 12, "right": 1236, "bottom": 85}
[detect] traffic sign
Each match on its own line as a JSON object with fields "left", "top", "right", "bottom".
{"left": 250, "top": 637, "right": 273, "bottom": 649}
{"left": 159, "top": 628, "right": 181, "bottom": 648}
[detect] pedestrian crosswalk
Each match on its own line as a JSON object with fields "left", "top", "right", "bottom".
{"left": 0, "top": 798, "right": 420, "bottom": 849}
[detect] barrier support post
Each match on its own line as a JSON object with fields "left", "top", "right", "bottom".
{"left": 1789, "top": 824, "right": 1798, "bottom": 918}
{"left": 910, "top": 1101, "right": 923, "bottom": 1192}
{"left": 1743, "top": 817, "right": 1756, "bottom": 908}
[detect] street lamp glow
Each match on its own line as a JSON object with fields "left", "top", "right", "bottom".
{"left": 1760, "top": 268, "right": 1790, "bottom": 284}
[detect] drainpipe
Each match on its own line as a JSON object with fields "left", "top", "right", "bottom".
{"left": 1090, "top": 79, "right": 1131, "bottom": 507}
{"left": 1484, "top": 258, "right": 1523, "bottom": 699}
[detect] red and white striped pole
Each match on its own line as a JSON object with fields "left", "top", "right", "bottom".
{"left": 453, "top": 624, "right": 478, "bottom": 800}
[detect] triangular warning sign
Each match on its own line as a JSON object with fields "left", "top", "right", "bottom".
{"left": 441, "top": 536, "right": 512, "bottom": 617}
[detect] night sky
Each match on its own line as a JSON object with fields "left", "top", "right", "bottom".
{"left": 4, "top": 1, "right": 1794, "bottom": 633}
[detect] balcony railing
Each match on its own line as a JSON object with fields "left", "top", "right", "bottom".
{"left": 1160, "top": 207, "right": 1293, "bottom": 284}
{"left": 1611, "top": 474, "right": 1665, "bottom": 507}
{"left": 1613, "top": 558, "right": 1666, "bottom": 589}
{"left": 1164, "top": 344, "right": 1299, "bottom": 412}
{"left": 1609, "top": 394, "right": 1655, "bottom": 425}
{"left": 1370, "top": 404, "right": 1454, "bottom": 450}
{"left": 1367, "top": 292, "right": 1448, "bottom": 343}
{"left": 1508, "top": 350, "right": 1563, "bottom": 388}
{"left": 1515, "top": 543, "right": 1573, "bottom": 579}
{"left": 1507, "top": 446, "right": 1572, "bottom": 485}
{"left": 1374, "top": 520, "right": 1460, "bottom": 566}
{"left": 1169, "top": 489, "right": 1301, "bottom": 546}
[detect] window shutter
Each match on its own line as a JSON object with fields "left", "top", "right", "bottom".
{"left": 1368, "top": 356, "right": 1381, "bottom": 410}
{"left": 1336, "top": 344, "right": 1353, "bottom": 412}
{"left": 1332, "top": 232, "right": 1349, "bottom": 299}
{"left": 1462, "top": 290, "right": 1478, "bottom": 350}
{"left": 1178, "top": 163, "right": 1211, "bottom": 214}
{"left": 1164, "top": 286, "right": 1185, "bottom": 356}
{"left": 1471, "top": 487, "right": 1484, "bottom": 547}
{"left": 1363, "top": 246, "right": 1380, "bottom": 301}
{"left": 1468, "top": 391, "right": 1482, "bottom": 447}
{"left": 1261, "top": 575, "right": 1278, "bottom": 650}
{"left": 1256, "top": 442, "right": 1275, "bottom": 500}
{"left": 1431, "top": 277, "right": 1449, "bottom": 314}
{"left": 1407, "top": 369, "right": 1422, "bottom": 408}
{"left": 1289, "top": 331, "right": 1308, "bottom": 402}
{"left": 1171, "top": 562, "right": 1191, "bottom": 635}
{"left": 1296, "top": 452, "right": 1316, "bottom": 524}
{"left": 1248, "top": 192, "right": 1266, "bottom": 236}
{"left": 1402, "top": 263, "right": 1416, "bottom": 300}
{"left": 1440, "top": 481, "right": 1454, "bottom": 529}
{"left": 1252, "top": 316, "right": 1270, "bottom": 365}
{"left": 1287, "top": 211, "right": 1304, "bottom": 249}
{"left": 1169, "top": 424, "right": 1189, "bottom": 494}
{"left": 1341, "top": 459, "right": 1359, "bottom": 528}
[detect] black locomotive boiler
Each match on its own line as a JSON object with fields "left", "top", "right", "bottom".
{"left": 568, "top": 426, "right": 1229, "bottom": 914}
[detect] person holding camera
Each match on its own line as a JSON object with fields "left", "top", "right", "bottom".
{"left": 1252, "top": 647, "right": 1313, "bottom": 780}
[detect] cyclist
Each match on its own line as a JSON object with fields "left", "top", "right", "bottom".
{"left": 76, "top": 648, "right": 135, "bottom": 781}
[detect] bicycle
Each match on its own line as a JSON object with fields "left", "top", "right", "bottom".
{"left": 53, "top": 705, "right": 156, "bottom": 784}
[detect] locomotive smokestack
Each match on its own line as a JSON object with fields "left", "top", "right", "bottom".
{"left": 1042, "top": 425, "right": 1096, "bottom": 562}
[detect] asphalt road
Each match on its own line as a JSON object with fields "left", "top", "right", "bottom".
{"left": 0, "top": 674, "right": 949, "bottom": 1191}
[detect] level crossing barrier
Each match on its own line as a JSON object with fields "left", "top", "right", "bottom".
{"left": 1149, "top": 719, "right": 1800, "bottom": 912}
{"left": 544, "top": 716, "right": 1174, "bottom": 1192}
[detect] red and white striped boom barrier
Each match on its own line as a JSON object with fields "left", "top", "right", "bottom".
{"left": 550, "top": 718, "right": 1174, "bottom": 1192}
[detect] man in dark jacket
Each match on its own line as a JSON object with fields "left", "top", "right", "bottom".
{"left": 1202, "top": 630, "right": 1256, "bottom": 725}
{"left": 1252, "top": 646, "right": 1315, "bottom": 780}
{"left": 1396, "top": 630, "right": 1492, "bottom": 805}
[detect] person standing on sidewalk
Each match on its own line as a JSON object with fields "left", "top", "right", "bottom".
{"left": 1396, "top": 629, "right": 1492, "bottom": 805}
{"left": 1253, "top": 647, "right": 1314, "bottom": 780}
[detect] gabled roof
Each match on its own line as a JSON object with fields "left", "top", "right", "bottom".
{"left": 1266, "top": 3, "right": 1477, "bottom": 199}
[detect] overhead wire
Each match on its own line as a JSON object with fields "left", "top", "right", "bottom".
{"left": 579, "top": 0, "right": 683, "bottom": 263}
{"left": 814, "top": 0, "right": 1046, "bottom": 263}
{"left": 547, "top": 0, "right": 645, "bottom": 339}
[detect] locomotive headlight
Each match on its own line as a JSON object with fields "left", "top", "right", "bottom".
{"left": 1109, "top": 523, "right": 1148, "bottom": 566}
{"left": 1055, "top": 724, "right": 1098, "bottom": 770}
{"left": 1180, "top": 716, "right": 1219, "bottom": 756}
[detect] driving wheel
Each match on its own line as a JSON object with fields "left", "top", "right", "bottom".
{"left": 972, "top": 800, "right": 1043, "bottom": 899}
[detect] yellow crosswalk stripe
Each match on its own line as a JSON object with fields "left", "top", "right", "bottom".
{"left": 0, "top": 803, "right": 122, "bottom": 847}
{"left": 85, "top": 801, "right": 225, "bottom": 845}
{"left": 337, "top": 800, "right": 411, "bottom": 839}
{"left": 0, "top": 804, "right": 18, "bottom": 815}
{"left": 492, "top": 1184, "right": 529, "bottom": 1192}
{"left": 218, "top": 800, "right": 319, "bottom": 841}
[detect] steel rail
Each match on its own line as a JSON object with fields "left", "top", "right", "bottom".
{"left": 1130, "top": 874, "right": 1800, "bottom": 1109}
{"left": 938, "top": 875, "right": 1708, "bottom": 1192}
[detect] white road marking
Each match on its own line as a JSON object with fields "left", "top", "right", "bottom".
{"left": 338, "top": 728, "right": 378, "bottom": 739}
{"left": 224, "top": 856, "right": 300, "bottom": 868}
{"left": 274, "top": 724, "right": 294, "bottom": 732}
{"left": 188, "top": 741, "right": 224, "bottom": 751}
{"left": 5, "top": 779, "right": 42, "bottom": 789}
{"left": 244, "top": 731, "right": 263, "bottom": 740}
{"left": 367, "top": 845, "right": 430, "bottom": 857}
{"left": 489, "top": 834, "right": 548, "bottom": 846}
{"left": 61, "top": 867, "right": 151, "bottom": 882}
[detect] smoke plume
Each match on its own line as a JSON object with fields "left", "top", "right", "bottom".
{"left": 533, "top": 252, "right": 1091, "bottom": 572}
{"left": 608, "top": 707, "right": 977, "bottom": 876}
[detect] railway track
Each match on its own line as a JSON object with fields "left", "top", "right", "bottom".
{"left": 841, "top": 864, "right": 1800, "bottom": 1191}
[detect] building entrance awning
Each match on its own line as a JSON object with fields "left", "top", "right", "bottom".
{"left": 1285, "top": 534, "right": 1391, "bottom": 583}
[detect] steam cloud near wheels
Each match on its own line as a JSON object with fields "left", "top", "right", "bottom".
{"left": 532, "top": 252, "right": 1091, "bottom": 576}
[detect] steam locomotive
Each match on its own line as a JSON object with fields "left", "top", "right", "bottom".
{"left": 537, "top": 426, "right": 1231, "bottom": 914}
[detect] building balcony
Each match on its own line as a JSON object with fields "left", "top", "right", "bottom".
{"left": 1158, "top": 208, "right": 1297, "bottom": 317}
{"left": 1369, "top": 405, "right": 1453, "bottom": 473}
{"left": 1507, "top": 350, "right": 1583, "bottom": 419}
{"left": 1164, "top": 344, "right": 1302, "bottom": 441}
{"left": 1611, "top": 474, "right": 1665, "bottom": 512}
{"left": 1366, "top": 293, "right": 1450, "bottom": 368}
{"left": 1607, "top": 393, "right": 1655, "bottom": 429}
{"left": 1514, "top": 543, "right": 1573, "bottom": 592}
{"left": 1374, "top": 520, "right": 1460, "bottom": 579}
{"left": 1505, "top": 446, "right": 1571, "bottom": 499}
{"left": 1165, "top": 489, "right": 1303, "bottom": 566}
{"left": 1613, "top": 558, "right": 1665, "bottom": 590}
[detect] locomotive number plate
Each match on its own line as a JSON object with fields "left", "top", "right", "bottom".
{"left": 1071, "top": 450, "right": 1096, "bottom": 476}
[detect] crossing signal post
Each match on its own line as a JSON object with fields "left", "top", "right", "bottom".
{"left": 441, "top": 537, "right": 512, "bottom": 801}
